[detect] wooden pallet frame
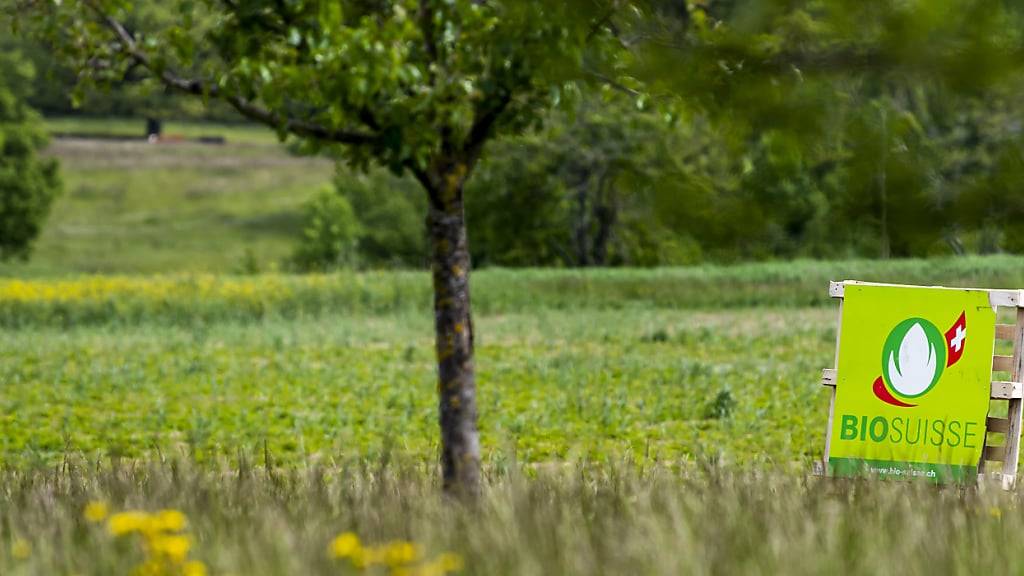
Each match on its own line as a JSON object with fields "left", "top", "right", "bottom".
{"left": 820, "top": 280, "right": 1024, "bottom": 489}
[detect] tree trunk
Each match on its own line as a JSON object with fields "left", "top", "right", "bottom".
{"left": 591, "top": 171, "right": 616, "bottom": 266}
{"left": 145, "top": 117, "right": 163, "bottom": 141}
{"left": 425, "top": 167, "right": 480, "bottom": 495}
{"left": 573, "top": 182, "right": 591, "bottom": 267}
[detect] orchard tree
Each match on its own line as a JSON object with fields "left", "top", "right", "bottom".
{"left": 9, "top": 0, "right": 646, "bottom": 493}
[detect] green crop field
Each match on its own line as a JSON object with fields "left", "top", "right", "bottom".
{"left": 0, "top": 285, "right": 835, "bottom": 467}
{"left": 5, "top": 124, "right": 1024, "bottom": 575}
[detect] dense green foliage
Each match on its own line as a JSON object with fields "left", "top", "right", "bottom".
{"left": 2, "top": 8, "right": 239, "bottom": 123}
{"left": 467, "top": 100, "right": 706, "bottom": 267}
{"left": 463, "top": 85, "right": 1024, "bottom": 266}
{"left": 0, "top": 51, "right": 60, "bottom": 261}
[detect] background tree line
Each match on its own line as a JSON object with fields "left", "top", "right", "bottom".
{"left": 300, "top": 79, "right": 1024, "bottom": 270}
{"left": 4, "top": 0, "right": 1024, "bottom": 269}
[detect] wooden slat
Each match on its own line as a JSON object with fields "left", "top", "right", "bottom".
{"left": 984, "top": 445, "right": 1007, "bottom": 462}
{"left": 812, "top": 460, "right": 825, "bottom": 476}
{"left": 1001, "top": 309, "right": 1024, "bottom": 488}
{"left": 996, "top": 324, "right": 1018, "bottom": 341}
{"left": 821, "top": 368, "right": 837, "bottom": 387}
{"left": 988, "top": 416, "right": 1011, "bottom": 434}
{"left": 832, "top": 281, "right": 1020, "bottom": 306}
{"left": 981, "top": 471, "right": 1005, "bottom": 483}
{"left": 994, "top": 355, "right": 1015, "bottom": 372}
{"left": 991, "top": 381, "right": 1023, "bottom": 399}
{"left": 990, "top": 290, "right": 1024, "bottom": 308}
{"left": 822, "top": 298, "right": 844, "bottom": 468}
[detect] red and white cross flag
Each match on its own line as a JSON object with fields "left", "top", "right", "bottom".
{"left": 945, "top": 311, "right": 967, "bottom": 367}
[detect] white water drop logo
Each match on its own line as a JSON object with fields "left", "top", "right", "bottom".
{"left": 881, "top": 318, "right": 947, "bottom": 400}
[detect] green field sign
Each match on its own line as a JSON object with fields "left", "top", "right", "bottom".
{"left": 826, "top": 283, "right": 997, "bottom": 482}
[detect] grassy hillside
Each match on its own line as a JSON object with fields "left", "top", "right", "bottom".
{"left": 2, "top": 119, "right": 333, "bottom": 276}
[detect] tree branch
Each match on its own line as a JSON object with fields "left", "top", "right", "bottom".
{"left": 586, "top": 2, "right": 620, "bottom": 43}
{"left": 463, "top": 90, "right": 513, "bottom": 166}
{"left": 418, "top": 0, "right": 439, "bottom": 66}
{"left": 81, "top": 0, "right": 378, "bottom": 146}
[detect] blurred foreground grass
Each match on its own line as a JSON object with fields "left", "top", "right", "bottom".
{"left": 1, "top": 461, "right": 1020, "bottom": 575}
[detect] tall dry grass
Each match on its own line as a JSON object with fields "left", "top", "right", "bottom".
{"left": 1, "top": 458, "right": 1020, "bottom": 575}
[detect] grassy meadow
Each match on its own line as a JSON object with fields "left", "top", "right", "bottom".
{"left": 5, "top": 122, "right": 1024, "bottom": 574}
{"left": 4, "top": 117, "right": 333, "bottom": 276}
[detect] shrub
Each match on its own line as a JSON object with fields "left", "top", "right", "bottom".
{"left": 291, "top": 188, "right": 360, "bottom": 272}
{"left": 0, "top": 51, "right": 61, "bottom": 261}
{"left": 335, "top": 169, "right": 427, "bottom": 268}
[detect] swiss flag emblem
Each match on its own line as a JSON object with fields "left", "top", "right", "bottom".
{"left": 945, "top": 311, "right": 967, "bottom": 367}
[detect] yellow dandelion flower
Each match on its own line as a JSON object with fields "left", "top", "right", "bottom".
{"left": 11, "top": 538, "right": 31, "bottom": 560}
{"left": 148, "top": 534, "right": 192, "bottom": 563}
{"left": 990, "top": 506, "right": 1003, "bottom": 519}
{"left": 150, "top": 509, "right": 187, "bottom": 533}
{"left": 329, "top": 532, "right": 361, "bottom": 559}
{"left": 108, "top": 511, "right": 151, "bottom": 536}
{"left": 84, "top": 501, "right": 110, "bottom": 523}
{"left": 183, "top": 561, "right": 208, "bottom": 576}
{"left": 385, "top": 541, "right": 421, "bottom": 566}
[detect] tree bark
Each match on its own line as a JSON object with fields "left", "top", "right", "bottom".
{"left": 573, "top": 181, "right": 591, "bottom": 267}
{"left": 591, "top": 170, "right": 616, "bottom": 266}
{"left": 425, "top": 165, "right": 480, "bottom": 495}
{"left": 145, "top": 117, "right": 163, "bottom": 141}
